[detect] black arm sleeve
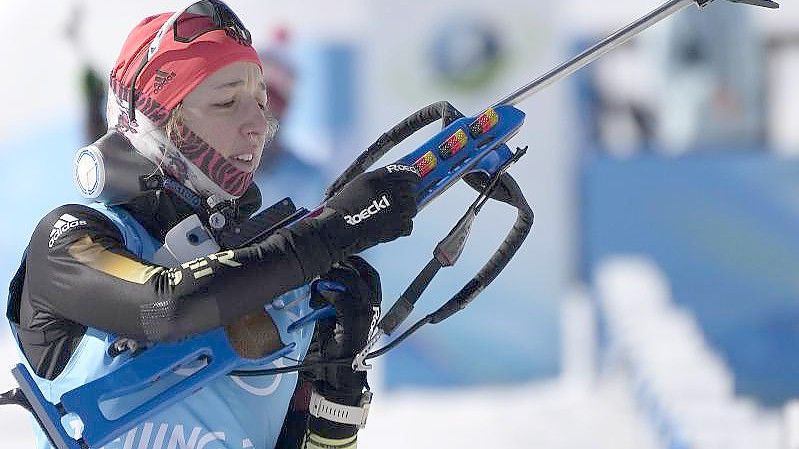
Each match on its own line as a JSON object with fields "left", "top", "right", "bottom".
{"left": 22, "top": 204, "right": 342, "bottom": 346}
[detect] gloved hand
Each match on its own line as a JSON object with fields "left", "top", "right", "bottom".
{"left": 324, "top": 165, "right": 420, "bottom": 256}
{"left": 306, "top": 255, "right": 381, "bottom": 439}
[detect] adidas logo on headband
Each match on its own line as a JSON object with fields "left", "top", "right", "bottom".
{"left": 153, "top": 70, "right": 176, "bottom": 94}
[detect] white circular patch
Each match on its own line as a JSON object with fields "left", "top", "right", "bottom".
{"left": 73, "top": 146, "right": 105, "bottom": 199}
{"left": 229, "top": 359, "right": 286, "bottom": 396}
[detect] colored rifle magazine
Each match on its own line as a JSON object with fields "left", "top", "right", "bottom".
{"left": 439, "top": 129, "right": 468, "bottom": 159}
{"left": 413, "top": 151, "right": 438, "bottom": 177}
{"left": 469, "top": 108, "right": 499, "bottom": 137}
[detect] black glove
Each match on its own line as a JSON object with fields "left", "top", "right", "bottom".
{"left": 263, "top": 165, "right": 418, "bottom": 295}
{"left": 324, "top": 165, "right": 420, "bottom": 256}
{"left": 306, "top": 256, "right": 381, "bottom": 438}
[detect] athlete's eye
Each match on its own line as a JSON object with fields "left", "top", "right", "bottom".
{"left": 214, "top": 99, "right": 236, "bottom": 108}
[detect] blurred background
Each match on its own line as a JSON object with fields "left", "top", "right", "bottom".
{"left": 0, "top": 0, "right": 797, "bottom": 447}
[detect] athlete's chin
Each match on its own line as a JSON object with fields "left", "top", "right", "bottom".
{"left": 249, "top": 146, "right": 264, "bottom": 170}
{"left": 247, "top": 152, "right": 263, "bottom": 173}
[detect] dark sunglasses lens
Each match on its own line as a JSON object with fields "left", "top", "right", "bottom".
{"left": 174, "top": 3, "right": 217, "bottom": 43}
{"left": 174, "top": 1, "right": 251, "bottom": 44}
{"left": 216, "top": 4, "right": 251, "bottom": 44}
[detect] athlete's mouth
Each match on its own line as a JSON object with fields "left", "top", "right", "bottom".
{"left": 227, "top": 151, "right": 258, "bottom": 172}
{"left": 232, "top": 153, "right": 254, "bottom": 163}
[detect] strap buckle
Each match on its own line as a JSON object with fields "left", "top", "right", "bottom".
{"left": 309, "top": 389, "right": 372, "bottom": 428}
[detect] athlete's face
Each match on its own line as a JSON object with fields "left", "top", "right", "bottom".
{"left": 179, "top": 61, "right": 269, "bottom": 173}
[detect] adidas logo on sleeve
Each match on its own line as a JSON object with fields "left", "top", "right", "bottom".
{"left": 49, "top": 214, "right": 88, "bottom": 248}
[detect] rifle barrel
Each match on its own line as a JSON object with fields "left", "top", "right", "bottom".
{"left": 493, "top": 0, "right": 695, "bottom": 108}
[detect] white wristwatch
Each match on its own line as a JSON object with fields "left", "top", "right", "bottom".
{"left": 309, "top": 388, "right": 372, "bottom": 428}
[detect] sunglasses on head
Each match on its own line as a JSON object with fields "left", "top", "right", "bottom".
{"left": 128, "top": 0, "right": 252, "bottom": 123}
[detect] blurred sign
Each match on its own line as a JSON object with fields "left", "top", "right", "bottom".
{"left": 582, "top": 154, "right": 799, "bottom": 406}
{"left": 429, "top": 17, "right": 505, "bottom": 91}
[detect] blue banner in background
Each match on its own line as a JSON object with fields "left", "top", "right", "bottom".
{"left": 582, "top": 154, "right": 799, "bottom": 406}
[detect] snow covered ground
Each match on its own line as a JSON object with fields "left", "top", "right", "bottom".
{"left": 360, "top": 377, "right": 658, "bottom": 449}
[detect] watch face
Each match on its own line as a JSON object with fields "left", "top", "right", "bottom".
{"left": 74, "top": 146, "right": 105, "bottom": 199}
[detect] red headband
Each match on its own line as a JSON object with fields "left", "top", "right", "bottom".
{"left": 110, "top": 12, "right": 262, "bottom": 124}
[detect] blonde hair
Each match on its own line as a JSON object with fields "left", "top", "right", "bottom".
{"left": 164, "top": 103, "right": 185, "bottom": 142}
